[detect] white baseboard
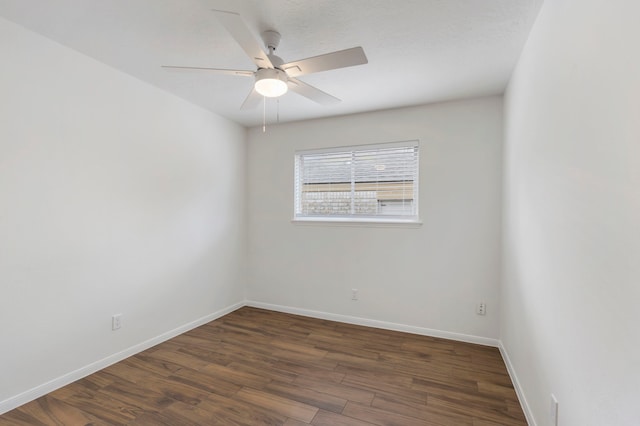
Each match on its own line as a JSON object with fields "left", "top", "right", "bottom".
{"left": 0, "top": 301, "right": 244, "bottom": 415}
{"left": 498, "top": 341, "right": 536, "bottom": 426}
{"left": 246, "top": 300, "right": 500, "bottom": 347}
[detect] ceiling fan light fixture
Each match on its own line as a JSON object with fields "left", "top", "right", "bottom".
{"left": 255, "top": 68, "right": 288, "bottom": 97}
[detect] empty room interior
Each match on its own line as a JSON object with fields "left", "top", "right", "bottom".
{"left": 0, "top": 1, "right": 638, "bottom": 425}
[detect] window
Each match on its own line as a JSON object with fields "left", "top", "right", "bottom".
{"left": 294, "top": 141, "right": 419, "bottom": 223}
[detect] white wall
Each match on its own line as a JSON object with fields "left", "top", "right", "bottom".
{"left": 247, "top": 97, "right": 503, "bottom": 342}
{"left": 502, "top": 1, "right": 640, "bottom": 425}
{"left": 0, "top": 17, "right": 246, "bottom": 411}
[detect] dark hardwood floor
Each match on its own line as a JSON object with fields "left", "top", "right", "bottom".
{"left": 0, "top": 307, "right": 527, "bottom": 425}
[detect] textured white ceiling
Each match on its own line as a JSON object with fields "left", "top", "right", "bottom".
{"left": 0, "top": 0, "right": 543, "bottom": 127}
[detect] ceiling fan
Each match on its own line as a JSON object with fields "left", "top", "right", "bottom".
{"left": 162, "top": 9, "right": 368, "bottom": 110}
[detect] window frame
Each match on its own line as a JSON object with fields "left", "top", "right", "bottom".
{"left": 293, "top": 140, "right": 421, "bottom": 225}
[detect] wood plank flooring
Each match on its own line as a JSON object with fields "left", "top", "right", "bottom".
{"left": 0, "top": 307, "right": 527, "bottom": 425}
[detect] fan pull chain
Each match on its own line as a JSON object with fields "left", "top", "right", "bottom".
{"left": 262, "top": 95, "right": 266, "bottom": 133}
{"left": 277, "top": 99, "right": 280, "bottom": 123}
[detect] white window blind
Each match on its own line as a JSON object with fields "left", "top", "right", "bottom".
{"left": 294, "top": 141, "right": 419, "bottom": 222}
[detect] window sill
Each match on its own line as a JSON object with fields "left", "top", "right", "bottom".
{"left": 291, "top": 217, "right": 423, "bottom": 228}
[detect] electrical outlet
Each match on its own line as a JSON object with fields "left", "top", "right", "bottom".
{"left": 351, "top": 289, "right": 358, "bottom": 301}
{"left": 550, "top": 394, "right": 558, "bottom": 426}
{"left": 476, "top": 302, "right": 486, "bottom": 315}
{"left": 112, "top": 314, "right": 122, "bottom": 330}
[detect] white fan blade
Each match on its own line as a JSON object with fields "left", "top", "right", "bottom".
{"left": 287, "top": 78, "right": 341, "bottom": 105}
{"left": 241, "top": 88, "right": 263, "bottom": 110}
{"left": 161, "top": 65, "right": 254, "bottom": 77}
{"left": 212, "top": 9, "right": 273, "bottom": 69}
{"left": 281, "top": 47, "right": 368, "bottom": 77}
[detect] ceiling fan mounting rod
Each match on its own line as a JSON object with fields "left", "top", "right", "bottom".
{"left": 262, "top": 30, "right": 281, "bottom": 52}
